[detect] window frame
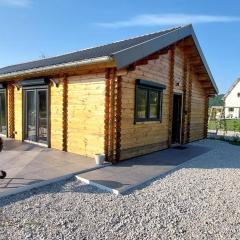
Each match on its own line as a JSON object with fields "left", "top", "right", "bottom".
{"left": 0, "top": 86, "right": 7, "bottom": 136}
{"left": 134, "top": 80, "right": 165, "bottom": 123}
{"left": 22, "top": 84, "right": 49, "bottom": 146}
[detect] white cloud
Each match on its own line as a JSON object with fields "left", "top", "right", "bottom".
{"left": 0, "top": 0, "right": 31, "bottom": 7}
{"left": 97, "top": 14, "right": 240, "bottom": 28}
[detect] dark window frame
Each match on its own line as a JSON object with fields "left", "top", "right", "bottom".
{"left": 134, "top": 80, "right": 165, "bottom": 123}
{"left": 22, "top": 85, "right": 49, "bottom": 146}
{"left": 0, "top": 88, "right": 7, "bottom": 136}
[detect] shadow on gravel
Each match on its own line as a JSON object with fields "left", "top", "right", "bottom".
{"left": 93, "top": 180, "right": 130, "bottom": 189}
{"left": 77, "top": 144, "right": 213, "bottom": 195}
{"left": 116, "top": 145, "right": 211, "bottom": 168}
{"left": 2, "top": 140, "right": 239, "bottom": 204}
{"left": 0, "top": 178, "right": 107, "bottom": 208}
{"left": 123, "top": 142, "right": 240, "bottom": 195}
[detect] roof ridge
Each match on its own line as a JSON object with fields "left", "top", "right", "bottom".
{"left": 224, "top": 78, "right": 240, "bottom": 98}
{"left": 0, "top": 26, "right": 182, "bottom": 70}
{"left": 100, "top": 25, "right": 182, "bottom": 49}
{"left": 111, "top": 25, "right": 184, "bottom": 55}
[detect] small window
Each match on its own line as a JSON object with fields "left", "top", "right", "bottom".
{"left": 136, "top": 88, "right": 148, "bottom": 119}
{"left": 237, "top": 93, "right": 240, "bottom": 97}
{"left": 149, "top": 90, "right": 159, "bottom": 119}
{"left": 229, "top": 107, "right": 234, "bottom": 112}
{"left": 135, "top": 80, "right": 165, "bottom": 122}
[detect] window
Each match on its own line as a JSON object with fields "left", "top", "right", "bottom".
{"left": 237, "top": 93, "right": 240, "bottom": 97}
{"left": 135, "top": 80, "right": 165, "bottom": 122}
{"left": 229, "top": 107, "right": 234, "bottom": 112}
{"left": 24, "top": 88, "right": 48, "bottom": 144}
{"left": 136, "top": 88, "right": 148, "bottom": 119}
{"left": 149, "top": 90, "right": 159, "bottom": 118}
{"left": 0, "top": 90, "right": 7, "bottom": 135}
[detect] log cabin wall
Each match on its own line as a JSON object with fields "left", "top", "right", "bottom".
{"left": 11, "top": 80, "right": 64, "bottom": 146}
{"left": 120, "top": 50, "right": 171, "bottom": 160}
{"left": 3, "top": 46, "right": 209, "bottom": 160}
{"left": 189, "top": 73, "right": 207, "bottom": 141}
{"left": 14, "top": 87, "right": 23, "bottom": 141}
{"left": 67, "top": 72, "right": 105, "bottom": 157}
{"left": 0, "top": 26, "right": 217, "bottom": 162}
{"left": 185, "top": 66, "right": 192, "bottom": 143}
{"left": 8, "top": 70, "right": 106, "bottom": 158}
{"left": 7, "top": 83, "right": 15, "bottom": 138}
{"left": 119, "top": 46, "right": 207, "bottom": 160}
{"left": 172, "top": 47, "right": 184, "bottom": 144}
{"left": 50, "top": 79, "right": 64, "bottom": 150}
{"left": 173, "top": 47, "right": 184, "bottom": 93}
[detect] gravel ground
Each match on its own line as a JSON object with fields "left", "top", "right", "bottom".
{"left": 1, "top": 139, "right": 240, "bottom": 240}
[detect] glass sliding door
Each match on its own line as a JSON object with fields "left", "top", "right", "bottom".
{"left": 26, "top": 90, "right": 37, "bottom": 141}
{"left": 0, "top": 90, "right": 7, "bottom": 135}
{"left": 38, "top": 90, "right": 47, "bottom": 143}
{"left": 24, "top": 88, "right": 48, "bottom": 144}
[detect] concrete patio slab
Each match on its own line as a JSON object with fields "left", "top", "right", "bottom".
{"left": 76, "top": 143, "right": 212, "bottom": 194}
{"left": 0, "top": 138, "right": 108, "bottom": 198}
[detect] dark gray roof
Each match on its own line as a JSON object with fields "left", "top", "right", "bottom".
{"left": 0, "top": 24, "right": 218, "bottom": 93}
{"left": 0, "top": 27, "right": 178, "bottom": 75}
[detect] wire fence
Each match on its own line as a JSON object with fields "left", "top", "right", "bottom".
{"left": 208, "top": 106, "right": 240, "bottom": 139}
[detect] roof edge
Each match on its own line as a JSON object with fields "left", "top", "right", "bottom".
{"left": 0, "top": 56, "right": 114, "bottom": 80}
{"left": 190, "top": 27, "right": 218, "bottom": 94}
{"left": 223, "top": 78, "right": 240, "bottom": 99}
{"left": 112, "top": 24, "right": 218, "bottom": 94}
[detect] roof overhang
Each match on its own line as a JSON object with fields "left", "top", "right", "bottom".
{"left": 0, "top": 56, "right": 115, "bottom": 81}
{"left": 112, "top": 24, "right": 218, "bottom": 95}
{"left": 0, "top": 25, "right": 217, "bottom": 95}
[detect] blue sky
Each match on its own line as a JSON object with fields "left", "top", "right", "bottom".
{"left": 0, "top": 0, "right": 239, "bottom": 94}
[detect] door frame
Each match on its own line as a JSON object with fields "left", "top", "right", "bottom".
{"left": 22, "top": 86, "right": 49, "bottom": 146}
{"left": 171, "top": 92, "right": 183, "bottom": 145}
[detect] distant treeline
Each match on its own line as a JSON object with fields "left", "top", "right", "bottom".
{"left": 209, "top": 94, "right": 224, "bottom": 107}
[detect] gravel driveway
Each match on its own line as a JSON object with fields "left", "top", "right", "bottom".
{"left": 1, "top": 139, "right": 240, "bottom": 240}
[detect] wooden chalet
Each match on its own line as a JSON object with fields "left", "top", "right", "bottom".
{"left": 0, "top": 25, "right": 218, "bottom": 163}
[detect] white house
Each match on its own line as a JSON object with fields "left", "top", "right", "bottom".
{"left": 224, "top": 78, "right": 240, "bottom": 119}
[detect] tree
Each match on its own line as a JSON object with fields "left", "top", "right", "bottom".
{"left": 209, "top": 94, "right": 224, "bottom": 107}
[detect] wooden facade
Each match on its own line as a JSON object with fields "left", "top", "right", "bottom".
{"left": 115, "top": 46, "right": 204, "bottom": 160}
{"left": 2, "top": 70, "right": 107, "bottom": 158}
{"left": 0, "top": 27, "right": 217, "bottom": 162}
{"left": 51, "top": 73, "right": 106, "bottom": 157}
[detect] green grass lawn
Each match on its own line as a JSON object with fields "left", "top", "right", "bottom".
{"left": 208, "top": 119, "right": 240, "bottom": 131}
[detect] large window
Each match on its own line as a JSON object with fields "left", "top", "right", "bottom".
{"left": 0, "top": 90, "right": 7, "bottom": 135}
{"left": 135, "top": 80, "right": 165, "bottom": 122}
{"left": 20, "top": 78, "right": 49, "bottom": 145}
{"left": 24, "top": 88, "right": 48, "bottom": 144}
